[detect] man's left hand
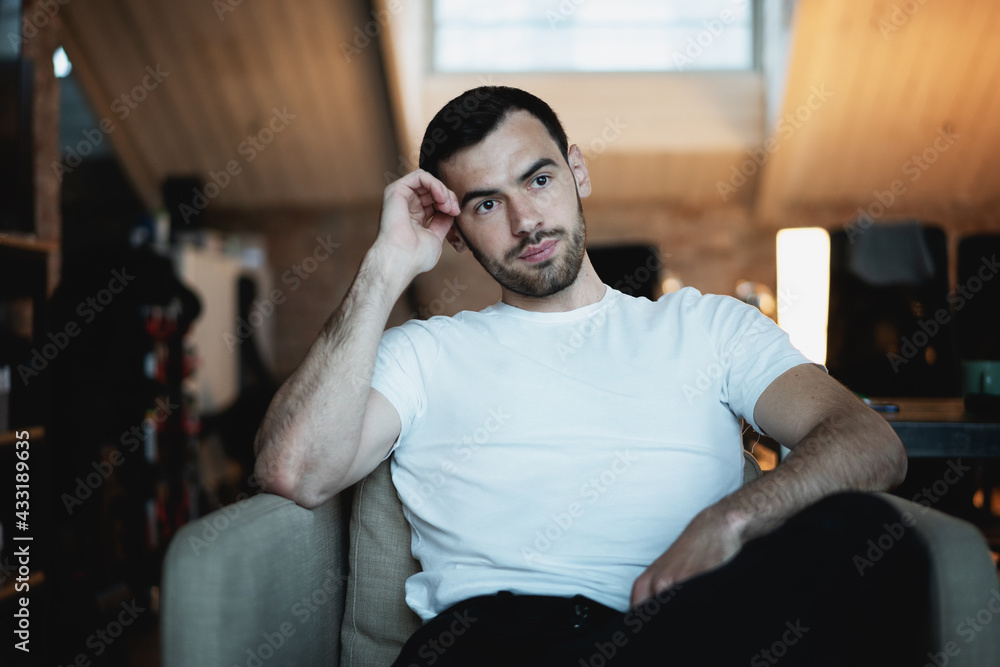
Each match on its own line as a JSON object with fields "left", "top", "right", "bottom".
{"left": 629, "top": 509, "right": 744, "bottom": 608}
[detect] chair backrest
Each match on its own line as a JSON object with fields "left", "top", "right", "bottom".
{"left": 586, "top": 244, "right": 662, "bottom": 299}
{"left": 827, "top": 221, "right": 961, "bottom": 396}
{"left": 339, "top": 449, "right": 764, "bottom": 666}
{"left": 955, "top": 233, "right": 1000, "bottom": 360}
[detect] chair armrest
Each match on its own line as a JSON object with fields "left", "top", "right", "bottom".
{"left": 161, "top": 492, "right": 348, "bottom": 667}
{"left": 877, "top": 493, "right": 1000, "bottom": 666}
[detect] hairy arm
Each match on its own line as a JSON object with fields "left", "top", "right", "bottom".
{"left": 254, "top": 170, "right": 460, "bottom": 508}
{"left": 630, "top": 363, "right": 907, "bottom": 606}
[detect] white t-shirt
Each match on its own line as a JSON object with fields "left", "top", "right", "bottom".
{"left": 372, "top": 285, "right": 811, "bottom": 621}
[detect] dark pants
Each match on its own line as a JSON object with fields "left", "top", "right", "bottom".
{"left": 391, "top": 492, "right": 933, "bottom": 666}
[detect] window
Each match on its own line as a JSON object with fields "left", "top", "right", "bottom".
{"left": 433, "top": 0, "right": 755, "bottom": 73}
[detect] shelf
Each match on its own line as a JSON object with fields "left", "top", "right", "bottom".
{"left": 0, "top": 570, "right": 44, "bottom": 603}
{"left": 0, "top": 427, "right": 44, "bottom": 448}
{"left": 0, "top": 233, "right": 57, "bottom": 254}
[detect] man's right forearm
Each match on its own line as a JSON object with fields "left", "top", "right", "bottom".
{"left": 253, "top": 244, "right": 410, "bottom": 506}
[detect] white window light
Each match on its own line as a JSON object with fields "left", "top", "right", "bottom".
{"left": 53, "top": 45, "right": 71, "bottom": 78}
{"left": 433, "top": 0, "right": 755, "bottom": 73}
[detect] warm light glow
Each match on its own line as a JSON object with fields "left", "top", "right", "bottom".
{"left": 776, "top": 228, "right": 830, "bottom": 365}
{"left": 660, "top": 270, "right": 684, "bottom": 295}
{"left": 750, "top": 443, "right": 778, "bottom": 471}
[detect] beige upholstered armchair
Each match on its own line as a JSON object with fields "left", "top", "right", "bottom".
{"left": 161, "top": 452, "right": 1000, "bottom": 666}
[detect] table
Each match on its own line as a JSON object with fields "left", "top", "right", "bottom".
{"left": 871, "top": 397, "right": 1000, "bottom": 457}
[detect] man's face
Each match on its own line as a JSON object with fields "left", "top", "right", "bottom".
{"left": 439, "top": 110, "right": 592, "bottom": 300}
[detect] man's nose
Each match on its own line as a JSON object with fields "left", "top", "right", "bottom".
{"left": 508, "top": 194, "right": 542, "bottom": 236}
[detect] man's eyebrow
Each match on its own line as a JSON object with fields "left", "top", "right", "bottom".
{"left": 459, "top": 158, "right": 559, "bottom": 210}
{"left": 460, "top": 187, "right": 500, "bottom": 210}
{"left": 518, "top": 157, "right": 557, "bottom": 183}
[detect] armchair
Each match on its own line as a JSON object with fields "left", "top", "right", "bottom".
{"left": 162, "top": 452, "right": 1000, "bottom": 666}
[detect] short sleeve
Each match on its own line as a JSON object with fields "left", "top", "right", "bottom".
{"left": 371, "top": 324, "right": 428, "bottom": 456}
{"left": 694, "top": 293, "right": 819, "bottom": 434}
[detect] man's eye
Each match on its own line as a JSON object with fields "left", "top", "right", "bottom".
{"left": 533, "top": 175, "right": 549, "bottom": 187}
{"left": 475, "top": 200, "right": 496, "bottom": 214}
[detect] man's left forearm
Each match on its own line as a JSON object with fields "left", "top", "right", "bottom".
{"left": 707, "top": 404, "right": 907, "bottom": 546}
{"left": 631, "top": 365, "right": 908, "bottom": 606}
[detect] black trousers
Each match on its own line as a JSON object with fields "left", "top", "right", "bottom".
{"left": 391, "top": 492, "right": 933, "bottom": 666}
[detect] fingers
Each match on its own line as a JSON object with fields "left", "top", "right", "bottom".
{"left": 393, "top": 169, "right": 460, "bottom": 218}
{"left": 630, "top": 571, "right": 655, "bottom": 608}
{"left": 629, "top": 578, "right": 647, "bottom": 609}
{"left": 424, "top": 210, "right": 456, "bottom": 243}
{"left": 630, "top": 566, "right": 676, "bottom": 608}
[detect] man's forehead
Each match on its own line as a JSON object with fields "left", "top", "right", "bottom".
{"left": 440, "top": 110, "right": 564, "bottom": 190}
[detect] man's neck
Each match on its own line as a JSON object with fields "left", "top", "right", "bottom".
{"left": 500, "top": 255, "right": 606, "bottom": 313}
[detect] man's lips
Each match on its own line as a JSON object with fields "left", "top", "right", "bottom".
{"left": 519, "top": 239, "right": 558, "bottom": 263}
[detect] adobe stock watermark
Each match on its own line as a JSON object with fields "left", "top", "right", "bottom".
{"left": 581, "top": 116, "right": 628, "bottom": 158}
{"left": 852, "top": 511, "right": 917, "bottom": 577}
{"left": 236, "top": 567, "right": 350, "bottom": 667}
{"left": 213, "top": 0, "right": 244, "bottom": 21}
{"left": 854, "top": 459, "right": 970, "bottom": 576}
{"left": 521, "top": 450, "right": 638, "bottom": 563}
{"left": 887, "top": 255, "right": 997, "bottom": 372}
{"left": 556, "top": 296, "right": 620, "bottom": 363}
{"left": 406, "top": 278, "right": 468, "bottom": 321}
{"left": 465, "top": 112, "right": 627, "bottom": 222}
{"left": 578, "top": 584, "right": 682, "bottom": 667}
{"left": 186, "top": 473, "right": 264, "bottom": 556}
{"left": 406, "top": 610, "right": 478, "bottom": 667}
{"left": 384, "top": 77, "right": 500, "bottom": 184}
{"left": 407, "top": 406, "right": 511, "bottom": 511}
{"left": 556, "top": 249, "right": 670, "bottom": 363}
{"left": 750, "top": 619, "right": 810, "bottom": 666}
{"left": 735, "top": 415, "right": 841, "bottom": 517}
{"left": 223, "top": 235, "right": 341, "bottom": 352}
{"left": 878, "top": 0, "right": 931, "bottom": 40}
{"left": 177, "top": 106, "right": 297, "bottom": 223}
{"left": 380, "top": 81, "right": 625, "bottom": 184}
{"left": 925, "top": 588, "right": 1000, "bottom": 667}
{"left": 340, "top": 0, "right": 405, "bottom": 62}
{"left": 717, "top": 85, "right": 833, "bottom": 202}
{"left": 17, "top": 267, "right": 135, "bottom": 386}
{"left": 671, "top": 0, "right": 750, "bottom": 71}
{"left": 681, "top": 316, "right": 785, "bottom": 404}
{"left": 61, "top": 398, "right": 179, "bottom": 515}
{"left": 5, "top": 0, "right": 70, "bottom": 50}
{"left": 843, "top": 127, "right": 960, "bottom": 242}
{"left": 497, "top": 113, "right": 626, "bottom": 216}
{"left": 546, "top": 0, "right": 588, "bottom": 27}
{"left": 909, "top": 459, "right": 972, "bottom": 513}
{"left": 51, "top": 65, "right": 170, "bottom": 182}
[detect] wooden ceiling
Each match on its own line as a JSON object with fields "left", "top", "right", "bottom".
{"left": 756, "top": 0, "right": 1000, "bottom": 225}
{"left": 60, "top": 0, "right": 398, "bottom": 210}
{"left": 59, "top": 0, "right": 1000, "bottom": 222}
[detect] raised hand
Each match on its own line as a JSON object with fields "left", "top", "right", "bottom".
{"left": 255, "top": 169, "right": 461, "bottom": 508}
{"left": 374, "top": 169, "right": 461, "bottom": 284}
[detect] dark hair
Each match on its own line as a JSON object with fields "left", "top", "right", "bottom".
{"left": 418, "top": 86, "right": 569, "bottom": 178}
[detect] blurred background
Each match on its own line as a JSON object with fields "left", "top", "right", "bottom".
{"left": 0, "top": 0, "right": 998, "bottom": 663}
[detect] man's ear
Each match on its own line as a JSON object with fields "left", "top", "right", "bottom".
{"left": 567, "top": 144, "right": 592, "bottom": 199}
{"left": 446, "top": 222, "right": 468, "bottom": 253}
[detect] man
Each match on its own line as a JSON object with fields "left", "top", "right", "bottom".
{"left": 255, "top": 87, "right": 930, "bottom": 665}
